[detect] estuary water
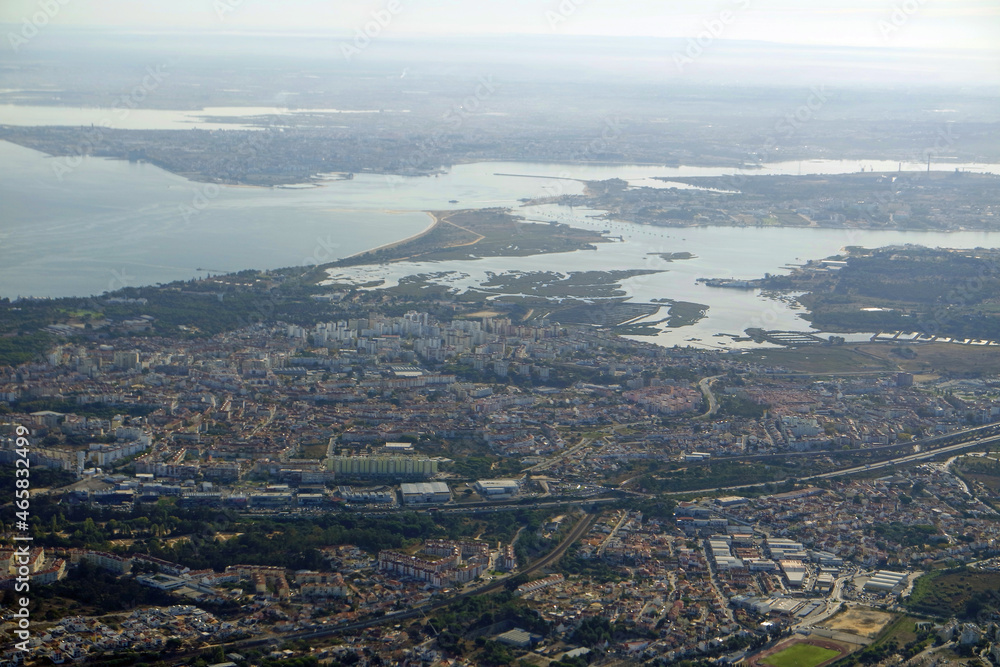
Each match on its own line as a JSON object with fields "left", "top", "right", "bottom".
{"left": 325, "top": 204, "right": 1000, "bottom": 349}
{"left": 3, "top": 131, "right": 1000, "bottom": 348}
{"left": 0, "top": 104, "right": 412, "bottom": 131}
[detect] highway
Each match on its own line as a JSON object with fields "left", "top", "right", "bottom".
{"left": 808, "top": 435, "right": 1000, "bottom": 481}
{"left": 353, "top": 495, "right": 619, "bottom": 518}
{"left": 664, "top": 430, "right": 1000, "bottom": 496}
{"left": 347, "top": 428, "right": 999, "bottom": 512}
{"left": 680, "top": 421, "right": 1000, "bottom": 467}
{"left": 145, "top": 425, "right": 1000, "bottom": 662}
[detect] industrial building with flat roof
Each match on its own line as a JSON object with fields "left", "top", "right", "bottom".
{"left": 779, "top": 560, "right": 807, "bottom": 588}
{"left": 496, "top": 628, "right": 543, "bottom": 648}
{"left": 475, "top": 479, "right": 521, "bottom": 497}
{"left": 767, "top": 538, "right": 809, "bottom": 561}
{"left": 400, "top": 482, "right": 451, "bottom": 504}
{"left": 864, "top": 570, "right": 909, "bottom": 593}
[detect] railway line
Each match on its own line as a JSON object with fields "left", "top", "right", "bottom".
{"left": 216, "top": 511, "right": 599, "bottom": 652}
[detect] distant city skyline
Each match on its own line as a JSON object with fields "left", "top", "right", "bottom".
{"left": 1, "top": 0, "right": 998, "bottom": 51}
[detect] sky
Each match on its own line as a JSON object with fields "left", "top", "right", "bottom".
{"left": 1, "top": 0, "right": 998, "bottom": 51}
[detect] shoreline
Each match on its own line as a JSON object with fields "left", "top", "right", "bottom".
{"left": 339, "top": 211, "right": 442, "bottom": 262}
{"left": 4, "top": 136, "right": 997, "bottom": 190}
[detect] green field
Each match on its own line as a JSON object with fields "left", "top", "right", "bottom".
{"left": 874, "top": 615, "right": 923, "bottom": 647}
{"left": 761, "top": 643, "right": 841, "bottom": 667}
{"left": 744, "top": 345, "right": 895, "bottom": 374}
{"left": 906, "top": 568, "right": 1000, "bottom": 618}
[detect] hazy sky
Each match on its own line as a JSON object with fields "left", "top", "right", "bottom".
{"left": 2, "top": 0, "right": 998, "bottom": 51}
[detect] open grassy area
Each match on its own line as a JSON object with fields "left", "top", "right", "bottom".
{"left": 887, "top": 343, "right": 1000, "bottom": 378}
{"left": 744, "top": 341, "right": 1000, "bottom": 379}
{"left": 906, "top": 568, "right": 1000, "bottom": 618}
{"left": 871, "top": 614, "right": 924, "bottom": 648}
{"left": 744, "top": 345, "right": 897, "bottom": 374}
{"left": 770, "top": 209, "right": 811, "bottom": 226}
{"left": 761, "top": 642, "right": 841, "bottom": 667}
{"left": 542, "top": 300, "right": 660, "bottom": 328}
{"left": 477, "top": 269, "right": 661, "bottom": 300}
{"left": 954, "top": 456, "right": 1000, "bottom": 496}
{"left": 298, "top": 443, "right": 329, "bottom": 459}
{"left": 963, "top": 471, "right": 1000, "bottom": 495}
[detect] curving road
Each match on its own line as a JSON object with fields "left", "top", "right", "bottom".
{"left": 696, "top": 374, "right": 724, "bottom": 420}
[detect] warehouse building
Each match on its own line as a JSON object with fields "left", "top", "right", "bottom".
{"left": 400, "top": 482, "right": 451, "bottom": 505}
{"left": 475, "top": 478, "right": 521, "bottom": 498}
{"left": 779, "top": 560, "right": 807, "bottom": 588}
{"left": 864, "top": 570, "right": 908, "bottom": 594}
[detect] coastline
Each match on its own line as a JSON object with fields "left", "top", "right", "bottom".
{"left": 339, "top": 211, "right": 442, "bottom": 261}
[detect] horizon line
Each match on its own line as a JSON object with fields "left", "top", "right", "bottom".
{"left": 2, "top": 25, "right": 998, "bottom": 54}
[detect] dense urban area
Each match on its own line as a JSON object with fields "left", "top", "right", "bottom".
{"left": 3, "top": 22, "right": 1000, "bottom": 667}
{"left": 5, "top": 262, "right": 1000, "bottom": 667}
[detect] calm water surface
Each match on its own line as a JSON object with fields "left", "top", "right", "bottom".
{"left": 3, "top": 128, "right": 999, "bottom": 348}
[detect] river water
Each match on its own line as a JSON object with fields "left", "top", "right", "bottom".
{"left": 2, "top": 119, "right": 999, "bottom": 348}
{"left": 0, "top": 104, "right": 412, "bottom": 131}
